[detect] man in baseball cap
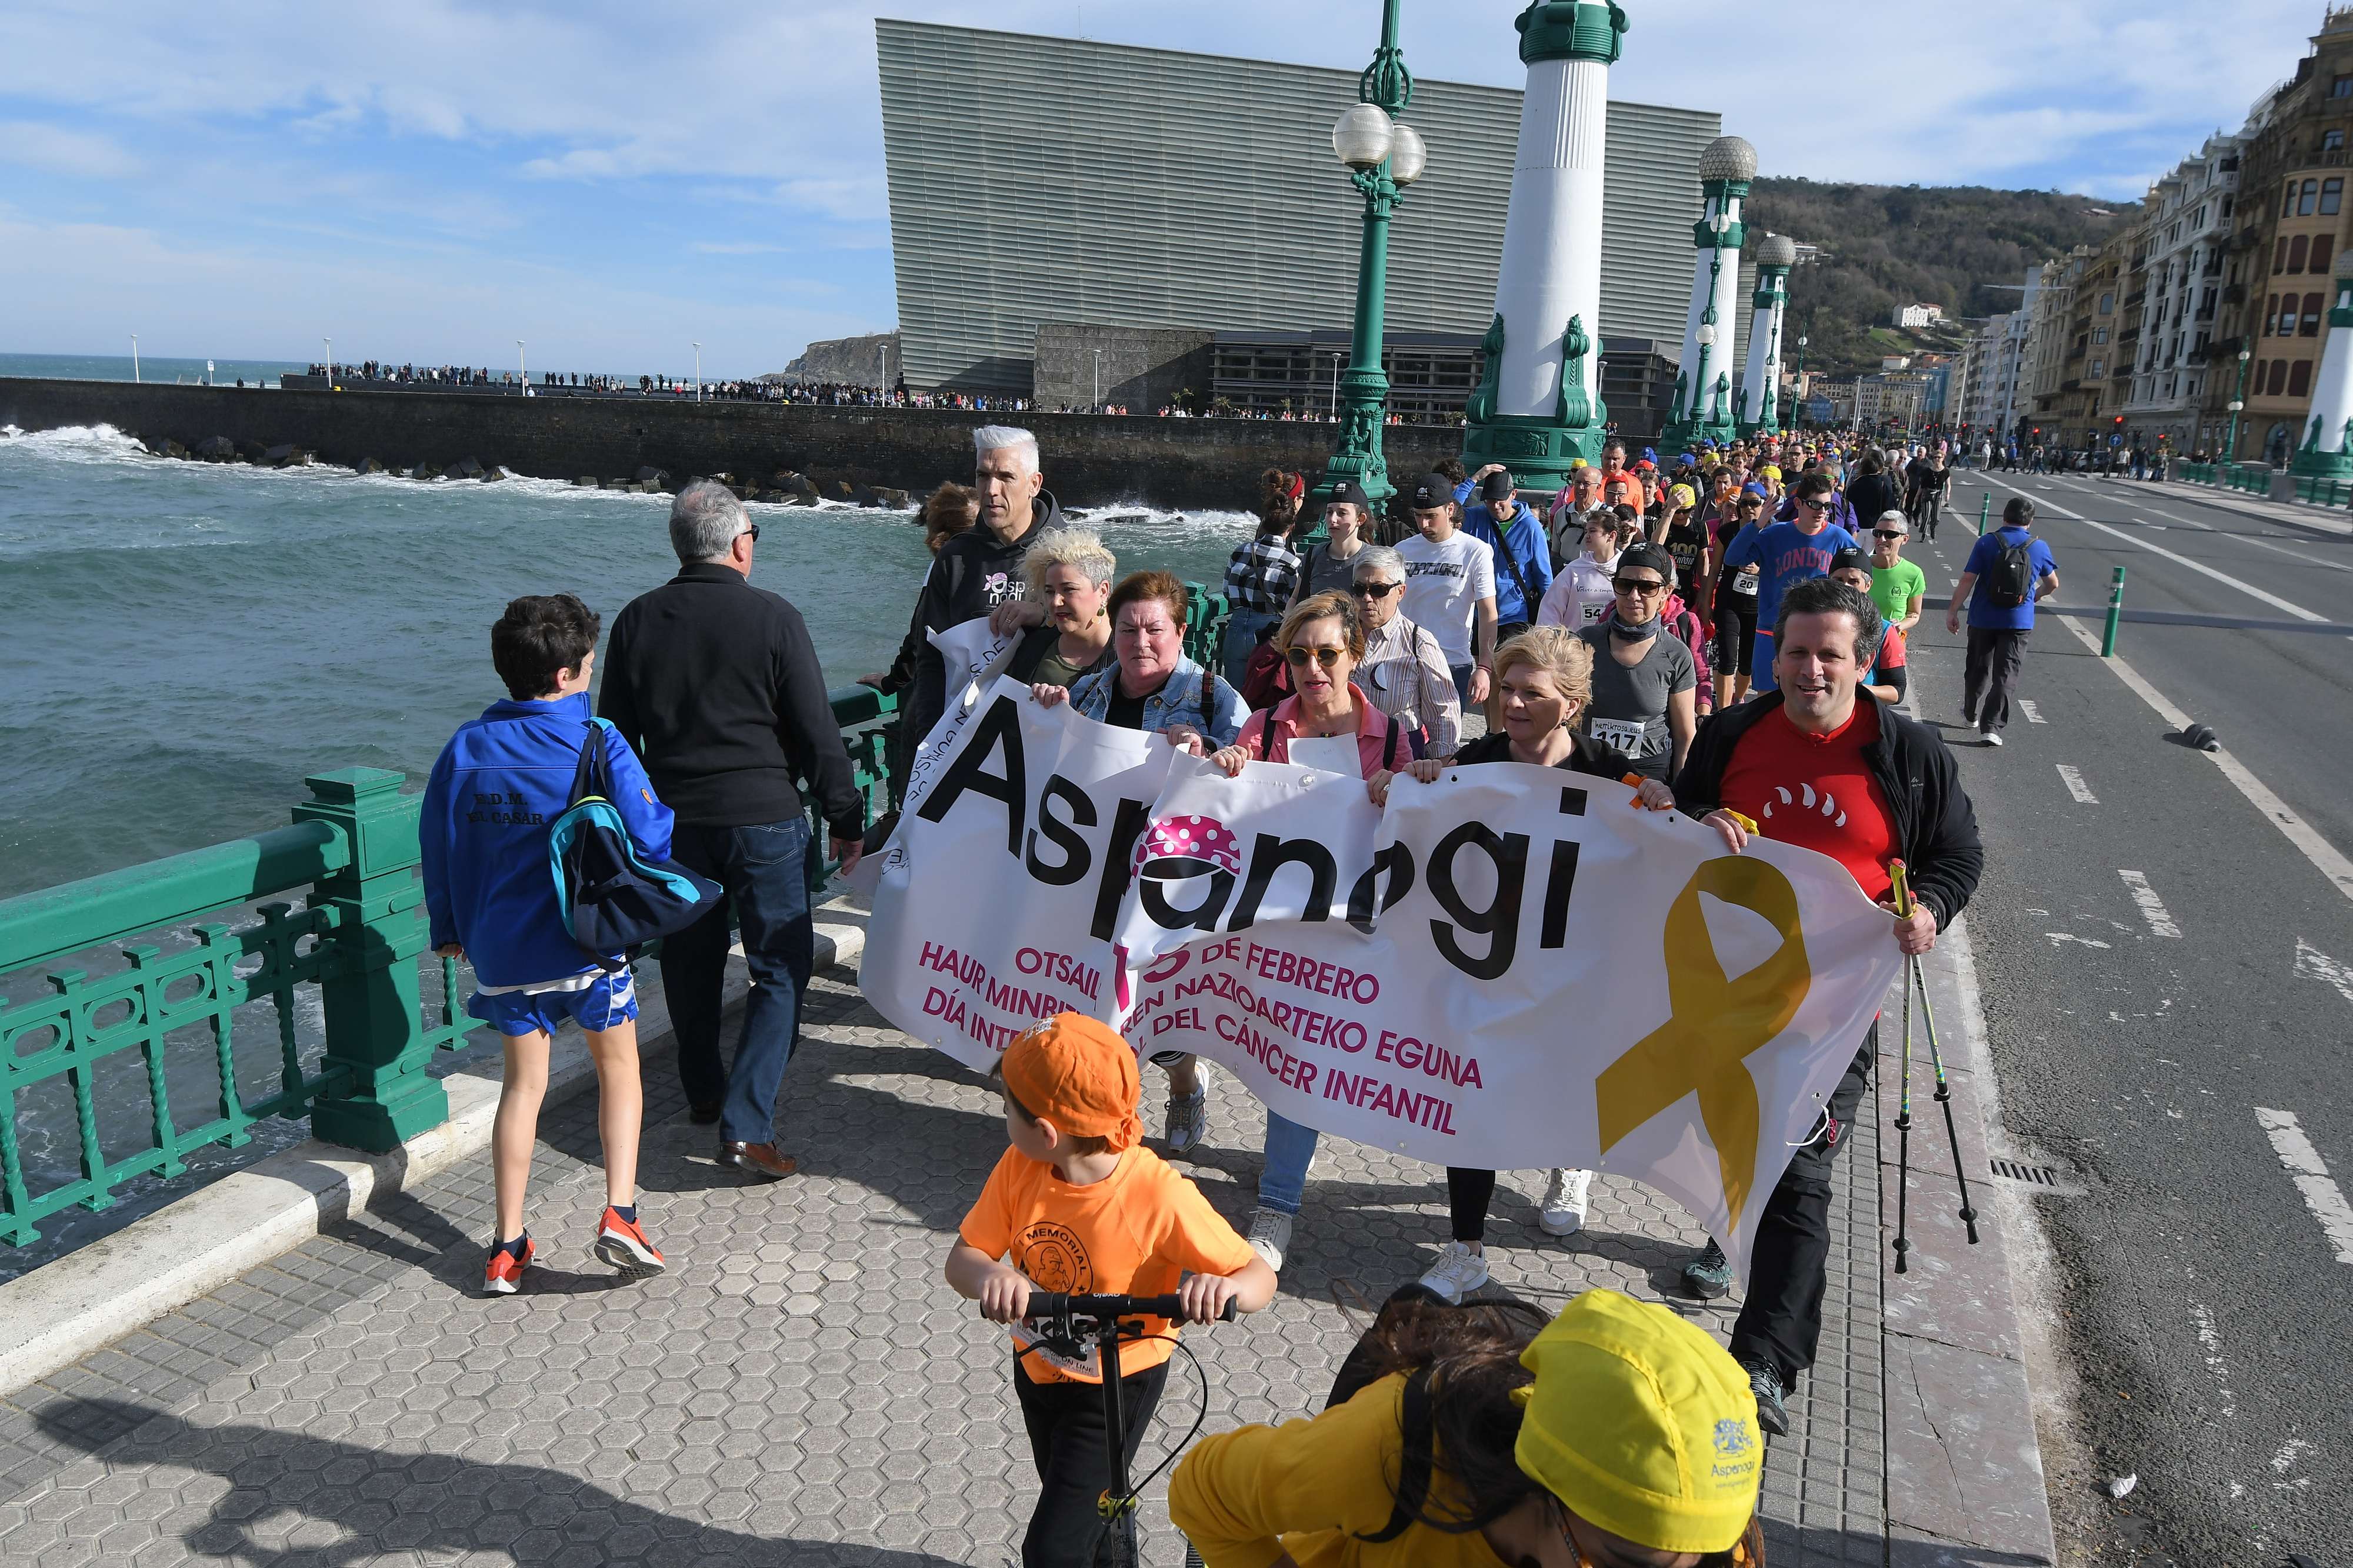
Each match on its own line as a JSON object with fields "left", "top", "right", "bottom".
{"left": 1465, "top": 468, "right": 1553, "bottom": 646}
{"left": 1398, "top": 472, "right": 1497, "bottom": 706}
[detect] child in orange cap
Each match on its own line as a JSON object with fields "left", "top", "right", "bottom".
{"left": 946, "top": 1013, "right": 1276, "bottom": 1568}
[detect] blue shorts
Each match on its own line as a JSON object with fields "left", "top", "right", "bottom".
{"left": 466, "top": 968, "right": 639, "bottom": 1038}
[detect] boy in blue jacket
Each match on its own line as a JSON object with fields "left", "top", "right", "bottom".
{"left": 422, "top": 593, "right": 676, "bottom": 1296}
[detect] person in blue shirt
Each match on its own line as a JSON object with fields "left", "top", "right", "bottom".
{"left": 1461, "top": 468, "right": 1554, "bottom": 642}
{"left": 1945, "top": 496, "right": 2059, "bottom": 746}
{"left": 422, "top": 593, "right": 677, "bottom": 1296}
{"left": 1715, "top": 472, "right": 1859, "bottom": 695}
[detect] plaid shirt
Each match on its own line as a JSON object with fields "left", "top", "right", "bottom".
{"left": 1224, "top": 535, "right": 1302, "bottom": 613}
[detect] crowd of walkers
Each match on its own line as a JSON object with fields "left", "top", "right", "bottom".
{"left": 420, "top": 419, "right": 2009, "bottom": 1567}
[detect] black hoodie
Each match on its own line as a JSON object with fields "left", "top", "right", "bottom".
{"left": 903, "top": 489, "right": 1067, "bottom": 745}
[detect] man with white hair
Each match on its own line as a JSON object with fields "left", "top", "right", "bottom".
{"left": 905, "top": 425, "right": 1067, "bottom": 747}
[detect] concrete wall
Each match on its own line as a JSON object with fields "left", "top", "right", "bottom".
{"left": 0, "top": 379, "right": 1464, "bottom": 510}
{"left": 1034, "top": 325, "right": 1214, "bottom": 414}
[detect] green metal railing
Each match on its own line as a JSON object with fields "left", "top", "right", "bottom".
{"left": 2175, "top": 461, "right": 2216, "bottom": 486}
{"left": 2223, "top": 464, "right": 2272, "bottom": 495}
{"left": 2291, "top": 474, "right": 2353, "bottom": 508}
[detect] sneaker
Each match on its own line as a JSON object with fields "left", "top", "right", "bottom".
{"left": 1681, "top": 1238, "right": 1734, "bottom": 1300}
{"left": 1538, "top": 1168, "right": 1591, "bottom": 1236}
{"left": 592, "top": 1207, "right": 667, "bottom": 1277}
{"left": 1982, "top": 729, "right": 2004, "bottom": 748}
{"left": 1742, "top": 1357, "right": 1790, "bottom": 1437}
{"left": 482, "top": 1236, "right": 534, "bottom": 1296}
{"left": 1163, "top": 1087, "right": 1209, "bottom": 1156}
{"left": 1417, "top": 1240, "right": 1490, "bottom": 1305}
{"left": 1245, "top": 1207, "right": 1294, "bottom": 1272}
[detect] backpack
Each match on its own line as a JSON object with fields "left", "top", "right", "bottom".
{"left": 1986, "top": 533, "right": 2038, "bottom": 609}
{"left": 548, "top": 720, "right": 726, "bottom": 969}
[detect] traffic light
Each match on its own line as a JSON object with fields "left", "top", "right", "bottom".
{"left": 2114, "top": 415, "right": 2124, "bottom": 427}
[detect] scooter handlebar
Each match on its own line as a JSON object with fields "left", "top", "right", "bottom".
{"left": 1011, "top": 1292, "right": 1238, "bottom": 1326}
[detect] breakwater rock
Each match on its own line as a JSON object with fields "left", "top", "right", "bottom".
{"left": 0, "top": 379, "right": 1462, "bottom": 511}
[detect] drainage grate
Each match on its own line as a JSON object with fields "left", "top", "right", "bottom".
{"left": 1990, "top": 1158, "right": 2061, "bottom": 1186}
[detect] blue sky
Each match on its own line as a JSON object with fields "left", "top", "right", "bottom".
{"left": 0, "top": 1, "right": 2323, "bottom": 376}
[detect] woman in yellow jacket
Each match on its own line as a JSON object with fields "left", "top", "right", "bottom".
{"left": 1169, "top": 1288, "right": 1762, "bottom": 1568}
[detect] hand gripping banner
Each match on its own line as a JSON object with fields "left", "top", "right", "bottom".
{"left": 864, "top": 680, "right": 1904, "bottom": 1274}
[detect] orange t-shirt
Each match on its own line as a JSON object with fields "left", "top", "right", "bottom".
{"left": 959, "top": 1143, "right": 1257, "bottom": 1384}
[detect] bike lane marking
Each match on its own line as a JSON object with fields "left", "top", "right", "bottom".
{"left": 2117, "top": 870, "right": 2180, "bottom": 938}
{"left": 2056, "top": 765, "right": 2098, "bottom": 805}
{"left": 2253, "top": 1108, "right": 2353, "bottom": 1265}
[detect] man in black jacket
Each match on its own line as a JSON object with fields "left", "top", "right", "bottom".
{"left": 1671, "top": 575, "right": 1984, "bottom": 1435}
{"left": 600, "top": 482, "right": 866, "bottom": 1181}
{"left": 902, "top": 425, "right": 1066, "bottom": 750}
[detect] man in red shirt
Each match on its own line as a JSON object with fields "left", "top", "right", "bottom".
{"left": 1671, "top": 575, "right": 1984, "bottom": 1435}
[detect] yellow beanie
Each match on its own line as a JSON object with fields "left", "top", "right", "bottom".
{"left": 1512, "top": 1289, "right": 1760, "bottom": 1553}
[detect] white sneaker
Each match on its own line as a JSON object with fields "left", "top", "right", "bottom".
{"left": 1246, "top": 1207, "right": 1294, "bottom": 1272}
{"left": 1982, "top": 729, "right": 2004, "bottom": 748}
{"left": 1417, "top": 1240, "right": 1490, "bottom": 1304}
{"left": 1539, "top": 1168, "right": 1592, "bottom": 1236}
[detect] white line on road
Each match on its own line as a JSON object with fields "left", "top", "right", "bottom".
{"left": 2294, "top": 938, "right": 2353, "bottom": 1006}
{"left": 2131, "top": 501, "right": 2353, "bottom": 575}
{"left": 2044, "top": 932, "right": 2112, "bottom": 949}
{"left": 2057, "top": 765, "right": 2099, "bottom": 804}
{"left": 2049, "top": 612, "right": 2353, "bottom": 904}
{"left": 2117, "top": 870, "right": 2181, "bottom": 937}
{"left": 1993, "top": 476, "right": 2335, "bottom": 624}
{"left": 2255, "top": 1108, "right": 2353, "bottom": 1265}
{"left": 2018, "top": 699, "right": 2046, "bottom": 723}
{"left": 2187, "top": 1300, "right": 2237, "bottom": 1419}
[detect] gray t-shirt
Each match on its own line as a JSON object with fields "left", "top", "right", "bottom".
{"left": 1291, "top": 538, "right": 1371, "bottom": 605}
{"left": 1575, "top": 623, "right": 1695, "bottom": 778}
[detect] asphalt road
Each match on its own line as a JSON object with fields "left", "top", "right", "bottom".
{"left": 1895, "top": 471, "right": 2353, "bottom": 1562}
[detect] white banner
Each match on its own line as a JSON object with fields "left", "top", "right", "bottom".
{"left": 864, "top": 678, "right": 1904, "bottom": 1272}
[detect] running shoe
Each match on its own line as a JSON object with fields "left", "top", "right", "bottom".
{"left": 592, "top": 1207, "right": 667, "bottom": 1277}
{"left": 1162, "top": 1087, "right": 1209, "bottom": 1156}
{"left": 482, "top": 1236, "right": 534, "bottom": 1296}
{"left": 1982, "top": 729, "right": 2004, "bottom": 748}
{"left": 1681, "top": 1238, "right": 1734, "bottom": 1300}
{"left": 1742, "top": 1357, "right": 1790, "bottom": 1437}
{"left": 1538, "top": 1168, "right": 1592, "bottom": 1236}
{"left": 1417, "top": 1240, "right": 1490, "bottom": 1305}
{"left": 1245, "top": 1207, "right": 1294, "bottom": 1272}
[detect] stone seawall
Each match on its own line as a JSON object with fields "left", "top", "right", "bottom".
{"left": 0, "top": 379, "right": 1464, "bottom": 510}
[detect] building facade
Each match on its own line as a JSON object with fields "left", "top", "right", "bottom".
{"left": 2036, "top": 241, "right": 2125, "bottom": 450}
{"left": 2117, "top": 134, "right": 2242, "bottom": 449}
{"left": 874, "top": 19, "right": 1723, "bottom": 393}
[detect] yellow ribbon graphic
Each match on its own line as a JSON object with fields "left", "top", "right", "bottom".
{"left": 1595, "top": 857, "right": 1812, "bottom": 1230}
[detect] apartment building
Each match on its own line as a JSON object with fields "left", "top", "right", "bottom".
{"left": 2118, "top": 133, "right": 2243, "bottom": 449}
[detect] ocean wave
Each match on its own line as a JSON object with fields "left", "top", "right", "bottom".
{"left": 0, "top": 422, "right": 155, "bottom": 462}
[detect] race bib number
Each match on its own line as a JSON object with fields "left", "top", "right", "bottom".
{"left": 1731, "top": 566, "right": 1759, "bottom": 597}
{"left": 1579, "top": 599, "right": 1609, "bottom": 624}
{"left": 1589, "top": 716, "right": 1647, "bottom": 753}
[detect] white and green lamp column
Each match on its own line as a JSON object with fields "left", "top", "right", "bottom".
{"left": 1662, "top": 136, "right": 1755, "bottom": 455}
{"left": 1737, "top": 233, "right": 1795, "bottom": 437}
{"left": 1314, "top": 0, "right": 1428, "bottom": 515}
{"left": 1458, "top": 1, "right": 1629, "bottom": 488}
{"left": 2291, "top": 249, "right": 2353, "bottom": 481}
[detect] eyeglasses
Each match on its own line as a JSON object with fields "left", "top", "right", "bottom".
{"left": 1284, "top": 645, "right": 1345, "bottom": 669}
{"left": 1612, "top": 577, "right": 1667, "bottom": 596}
{"left": 738, "top": 523, "right": 761, "bottom": 542}
{"left": 1351, "top": 581, "right": 1402, "bottom": 599}
{"left": 1872, "top": 529, "right": 1906, "bottom": 540}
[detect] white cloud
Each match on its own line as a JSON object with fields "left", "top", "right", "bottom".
{"left": 0, "top": 121, "right": 142, "bottom": 179}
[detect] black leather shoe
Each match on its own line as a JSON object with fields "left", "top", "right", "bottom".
{"left": 689, "top": 1100, "right": 722, "bottom": 1125}
{"left": 718, "top": 1142, "right": 797, "bottom": 1180}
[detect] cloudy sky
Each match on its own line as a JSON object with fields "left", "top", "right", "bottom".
{"left": 0, "top": 1, "right": 2323, "bottom": 374}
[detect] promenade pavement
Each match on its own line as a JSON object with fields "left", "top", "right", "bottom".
{"left": 0, "top": 939, "right": 2032, "bottom": 1566}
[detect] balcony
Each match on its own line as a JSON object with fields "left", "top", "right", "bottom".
{"left": 2124, "top": 291, "right": 2148, "bottom": 308}
{"left": 2222, "top": 282, "right": 2247, "bottom": 304}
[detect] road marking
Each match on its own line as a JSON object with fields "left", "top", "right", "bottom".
{"left": 2044, "top": 932, "right": 2112, "bottom": 949}
{"left": 1986, "top": 476, "right": 2332, "bottom": 625}
{"left": 2294, "top": 938, "right": 2353, "bottom": 1005}
{"left": 2057, "top": 765, "right": 2098, "bottom": 804}
{"left": 2254, "top": 1109, "right": 2353, "bottom": 1265}
{"left": 2187, "top": 1300, "right": 2232, "bottom": 1422}
{"left": 2049, "top": 612, "right": 2353, "bottom": 904}
{"left": 2117, "top": 870, "right": 2180, "bottom": 937}
{"left": 2018, "top": 699, "right": 2046, "bottom": 723}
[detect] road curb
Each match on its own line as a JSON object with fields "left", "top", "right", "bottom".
{"left": 1881, "top": 913, "right": 2058, "bottom": 1565}
{"left": 0, "top": 910, "right": 866, "bottom": 1403}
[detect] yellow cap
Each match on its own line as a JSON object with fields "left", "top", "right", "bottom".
{"left": 1667, "top": 483, "right": 1696, "bottom": 510}
{"left": 1512, "top": 1289, "right": 1760, "bottom": 1553}
{"left": 1758, "top": 464, "right": 1781, "bottom": 480}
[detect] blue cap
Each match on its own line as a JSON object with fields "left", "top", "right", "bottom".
{"left": 1742, "top": 482, "right": 1769, "bottom": 498}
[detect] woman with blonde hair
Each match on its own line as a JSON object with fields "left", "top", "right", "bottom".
{"left": 1005, "top": 528, "right": 1116, "bottom": 688}
{"left": 1371, "top": 625, "right": 1679, "bottom": 1301}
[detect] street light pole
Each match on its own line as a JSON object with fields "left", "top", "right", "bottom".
{"left": 517, "top": 339, "right": 526, "bottom": 386}
{"left": 130, "top": 334, "right": 139, "bottom": 383}
{"left": 322, "top": 338, "right": 332, "bottom": 385}
{"left": 693, "top": 342, "right": 702, "bottom": 402}
{"left": 1793, "top": 333, "right": 1808, "bottom": 427}
{"left": 1313, "top": 0, "right": 1425, "bottom": 519}
{"left": 2225, "top": 345, "right": 2252, "bottom": 462}
{"left": 1092, "top": 349, "right": 1102, "bottom": 412}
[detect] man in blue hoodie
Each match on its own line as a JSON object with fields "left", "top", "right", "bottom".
{"left": 422, "top": 593, "right": 677, "bottom": 1297}
{"left": 1461, "top": 468, "right": 1554, "bottom": 645}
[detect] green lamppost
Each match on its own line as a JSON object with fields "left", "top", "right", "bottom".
{"left": 1312, "top": 0, "right": 1426, "bottom": 520}
{"left": 2224, "top": 343, "right": 2251, "bottom": 463}
{"left": 1792, "top": 334, "right": 1808, "bottom": 429}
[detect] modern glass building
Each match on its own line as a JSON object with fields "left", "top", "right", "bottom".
{"left": 876, "top": 19, "right": 1723, "bottom": 393}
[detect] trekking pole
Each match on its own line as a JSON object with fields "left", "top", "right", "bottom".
{"left": 1889, "top": 862, "right": 1979, "bottom": 1247}
{"left": 1889, "top": 865, "right": 1916, "bottom": 1276}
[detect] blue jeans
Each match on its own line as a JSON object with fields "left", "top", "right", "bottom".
{"left": 659, "top": 818, "right": 815, "bottom": 1146}
{"left": 1224, "top": 607, "right": 1281, "bottom": 692}
{"left": 1258, "top": 1109, "right": 1321, "bottom": 1216}
{"left": 1449, "top": 662, "right": 1476, "bottom": 706}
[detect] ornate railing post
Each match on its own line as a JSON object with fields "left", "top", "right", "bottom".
{"left": 294, "top": 769, "right": 449, "bottom": 1152}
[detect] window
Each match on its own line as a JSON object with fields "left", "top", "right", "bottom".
{"left": 2267, "top": 292, "right": 2281, "bottom": 334}
{"left": 2089, "top": 358, "right": 2104, "bottom": 378}
{"left": 2098, "top": 292, "right": 2114, "bottom": 313}
{"left": 2255, "top": 358, "right": 2268, "bottom": 392}
{"left": 2270, "top": 359, "right": 2289, "bottom": 396}
{"left": 2278, "top": 236, "right": 2293, "bottom": 272}
{"left": 2326, "top": 178, "right": 2345, "bottom": 216}
{"left": 2335, "top": 74, "right": 2353, "bottom": 97}
{"left": 2291, "top": 359, "right": 2314, "bottom": 398}
{"left": 2317, "top": 235, "right": 2337, "bottom": 274}
{"left": 2305, "top": 292, "right": 2327, "bottom": 335}
{"left": 2329, "top": 130, "right": 2349, "bottom": 152}
{"left": 2286, "top": 181, "right": 2299, "bottom": 218}
{"left": 2292, "top": 234, "right": 2311, "bottom": 272}
{"left": 2223, "top": 195, "right": 2235, "bottom": 219}
{"left": 2301, "top": 178, "right": 2321, "bottom": 216}
{"left": 2094, "top": 327, "right": 2109, "bottom": 345}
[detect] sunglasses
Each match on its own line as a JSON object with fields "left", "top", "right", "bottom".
{"left": 1872, "top": 529, "right": 1906, "bottom": 540}
{"left": 1800, "top": 497, "right": 1833, "bottom": 509}
{"left": 738, "top": 523, "right": 762, "bottom": 542}
{"left": 1612, "top": 577, "right": 1667, "bottom": 596}
{"left": 1352, "top": 581, "right": 1402, "bottom": 598}
{"left": 1284, "top": 645, "right": 1345, "bottom": 669}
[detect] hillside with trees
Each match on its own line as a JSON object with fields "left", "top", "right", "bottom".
{"left": 1744, "top": 178, "right": 2127, "bottom": 376}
